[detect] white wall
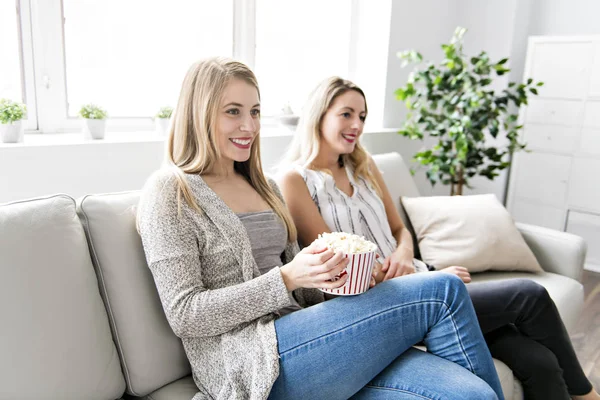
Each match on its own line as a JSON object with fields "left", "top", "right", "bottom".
{"left": 0, "top": 131, "right": 408, "bottom": 204}
{"left": 383, "top": 0, "right": 459, "bottom": 129}
{"left": 0, "top": 138, "right": 165, "bottom": 203}
{"left": 529, "top": 0, "right": 600, "bottom": 36}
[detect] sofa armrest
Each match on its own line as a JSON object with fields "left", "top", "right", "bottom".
{"left": 516, "top": 222, "right": 587, "bottom": 282}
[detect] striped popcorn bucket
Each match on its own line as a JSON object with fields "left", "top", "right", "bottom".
{"left": 319, "top": 251, "right": 376, "bottom": 296}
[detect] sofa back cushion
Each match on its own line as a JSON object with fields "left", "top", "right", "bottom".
{"left": 371, "top": 152, "right": 421, "bottom": 208}
{"left": 402, "top": 194, "right": 544, "bottom": 273}
{"left": 0, "top": 195, "right": 125, "bottom": 400}
{"left": 371, "top": 152, "right": 422, "bottom": 258}
{"left": 77, "top": 192, "right": 190, "bottom": 397}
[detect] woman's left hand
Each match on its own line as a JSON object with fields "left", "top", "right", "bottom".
{"left": 381, "top": 247, "right": 415, "bottom": 281}
{"left": 370, "top": 260, "right": 384, "bottom": 288}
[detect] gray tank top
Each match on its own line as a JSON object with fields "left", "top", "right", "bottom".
{"left": 237, "top": 210, "right": 301, "bottom": 316}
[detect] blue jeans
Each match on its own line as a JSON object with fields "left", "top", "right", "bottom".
{"left": 269, "top": 272, "right": 504, "bottom": 400}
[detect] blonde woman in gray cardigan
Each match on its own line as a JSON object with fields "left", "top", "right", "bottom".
{"left": 137, "top": 57, "right": 504, "bottom": 400}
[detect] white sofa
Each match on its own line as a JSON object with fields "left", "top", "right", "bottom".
{"left": 0, "top": 152, "right": 586, "bottom": 400}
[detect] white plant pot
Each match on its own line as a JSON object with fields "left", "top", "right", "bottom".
{"left": 0, "top": 120, "right": 24, "bottom": 143}
{"left": 276, "top": 114, "right": 300, "bottom": 129}
{"left": 155, "top": 118, "right": 171, "bottom": 137}
{"left": 83, "top": 119, "right": 107, "bottom": 140}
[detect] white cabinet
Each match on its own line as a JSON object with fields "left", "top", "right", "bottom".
{"left": 568, "top": 158, "right": 600, "bottom": 211}
{"left": 566, "top": 211, "right": 600, "bottom": 272}
{"left": 580, "top": 101, "right": 600, "bottom": 155}
{"left": 529, "top": 42, "right": 593, "bottom": 99}
{"left": 511, "top": 200, "right": 566, "bottom": 231}
{"left": 524, "top": 99, "right": 583, "bottom": 125}
{"left": 524, "top": 124, "right": 579, "bottom": 154}
{"left": 507, "top": 36, "right": 600, "bottom": 271}
{"left": 513, "top": 153, "right": 571, "bottom": 207}
{"left": 589, "top": 42, "right": 600, "bottom": 98}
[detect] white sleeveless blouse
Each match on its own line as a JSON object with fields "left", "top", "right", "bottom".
{"left": 294, "top": 164, "right": 399, "bottom": 259}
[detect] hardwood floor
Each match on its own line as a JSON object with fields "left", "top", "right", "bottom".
{"left": 571, "top": 270, "right": 600, "bottom": 390}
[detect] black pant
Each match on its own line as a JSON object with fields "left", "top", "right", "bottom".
{"left": 467, "top": 278, "right": 592, "bottom": 400}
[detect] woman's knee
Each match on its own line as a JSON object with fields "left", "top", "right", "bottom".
{"left": 428, "top": 271, "right": 468, "bottom": 297}
{"left": 360, "top": 348, "right": 499, "bottom": 400}
{"left": 384, "top": 272, "right": 468, "bottom": 300}
{"left": 512, "top": 279, "right": 552, "bottom": 304}
{"left": 520, "top": 350, "right": 564, "bottom": 380}
{"left": 494, "top": 336, "right": 564, "bottom": 382}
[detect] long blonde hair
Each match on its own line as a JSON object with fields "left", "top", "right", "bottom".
{"left": 283, "top": 76, "right": 381, "bottom": 197}
{"left": 164, "top": 57, "right": 297, "bottom": 241}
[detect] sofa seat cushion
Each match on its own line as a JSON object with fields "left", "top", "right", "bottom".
{"left": 493, "top": 358, "right": 516, "bottom": 400}
{"left": 133, "top": 371, "right": 520, "bottom": 400}
{"left": 77, "top": 192, "right": 190, "bottom": 397}
{"left": 470, "top": 271, "right": 584, "bottom": 332}
{"left": 0, "top": 195, "right": 125, "bottom": 400}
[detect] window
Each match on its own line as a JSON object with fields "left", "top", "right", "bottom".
{"left": 12, "top": 0, "right": 373, "bottom": 133}
{"left": 254, "top": 0, "right": 352, "bottom": 116}
{"left": 0, "top": 1, "right": 24, "bottom": 103}
{"left": 62, "top": 0, "right": 234, "bottom": 118}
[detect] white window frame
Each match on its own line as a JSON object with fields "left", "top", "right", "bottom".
{"left": 9, "top": 0, "right": 38, "bottom": 130}
{"left": 22, "top": 0, "right": 365, "bottom": 134}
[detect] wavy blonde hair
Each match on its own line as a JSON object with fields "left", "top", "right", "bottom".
{"left": 283, "top": 76, "right": 381, "bottom": 197}
{"left": 160, "top": 57, "right": 297, "bottom": 241}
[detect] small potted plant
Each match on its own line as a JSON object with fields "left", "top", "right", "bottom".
{"left": 154, "top": 106, "right": 173, "bottom": 136}
{"left": 0, "top": 99, "right": 27, "bottom": 143}
{"left": 79, "top": 104, "right": 108, "bottom": 140}
{"left": 276, "top": 102, "right": 300, "bottom": 129}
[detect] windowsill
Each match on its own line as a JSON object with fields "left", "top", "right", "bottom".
{"left": 0, "top": 126, "right": 400, "bottom": 148}
{"left": 0, "top": 131, "right": 164, "bottom": 148}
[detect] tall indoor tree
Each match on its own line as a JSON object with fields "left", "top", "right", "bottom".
{"left": 396, "top": 27, "right": 543, "bottom": 195}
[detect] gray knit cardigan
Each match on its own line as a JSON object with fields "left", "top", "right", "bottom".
{"left": 138, "top": 169, "right": 325, "bottom": 400}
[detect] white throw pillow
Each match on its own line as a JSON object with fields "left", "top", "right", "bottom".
{"left": 401, "top": 194, "right": 543, "bottom": 273}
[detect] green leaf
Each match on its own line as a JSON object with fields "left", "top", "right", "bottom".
{"left": 395, "top": 88, "right": 406, "bottom": 100}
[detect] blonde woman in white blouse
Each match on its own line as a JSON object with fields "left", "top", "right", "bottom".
{"left": 278, "top": 76, "right": 598, "bottom": 400}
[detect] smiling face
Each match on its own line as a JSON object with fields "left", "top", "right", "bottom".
{"left": 215, "top": 78, "right": 261, "bottom": 163}
{"left": 319, "top": 90, "right": 367, "bottom": 157}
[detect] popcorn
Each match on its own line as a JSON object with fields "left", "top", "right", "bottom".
{"left": 316, "top": 232, "right": 378, "bottom": 254}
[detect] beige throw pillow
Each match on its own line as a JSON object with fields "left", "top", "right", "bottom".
{"left": 401, "top": 194, "right": 543, "bottom": 273}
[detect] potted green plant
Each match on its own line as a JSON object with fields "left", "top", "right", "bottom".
{"left": 154, "top": 106, "right": 173, "bottom": 136}
{"left": 276, "top": 102, "right": 299, "bottom": 129}
{"left": 396, "top": 27, "right": 543, "bottom": 195}
{"left": 0, "top": 99, "right": 27, "bottom": 143}
{"left": 79, "top": 104, "right": 108, "bottom": 140}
